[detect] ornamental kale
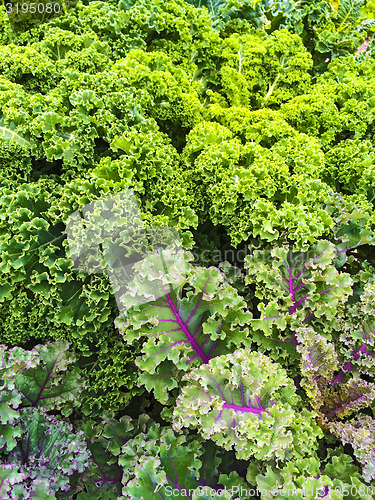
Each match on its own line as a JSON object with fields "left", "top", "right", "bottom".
{"left": 243, "top": 239, "right": 353, "bottom": 367}
{"left": 115, "top": 251, "right": 252, "bottom": 404}
{"left": 5, "top": 407, "right": 90, "bottom": 496}
{"left": 173, "top": 349, "right": 322, "bottom": 462}
{"left": 295, "top": 326, "right": 375, "bottom": 421}
{"left": 0, "top": 345, "right": 39, "bottom": 452}
{"left": 0, "top": 342, "right": 90, "bottom": 497}
{"left": 329, "top": 416, "right": 375, "bottom": 483}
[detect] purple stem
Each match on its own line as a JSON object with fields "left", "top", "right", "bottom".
{"left": 159, "top": 281, "right": 210, "bottom": 363}
{"left": 325, "top": 392, "right": 366, "bottom": 420}
{"left": 30, "top": 356, "right": 59, "bottom": 406}
{"left": 302, "top": 308, "right": 317, "bottom": 323}
{"left": 22, "top": 386, "right": 77, "bottom": 404}
{"left": 91, "top": 457, "right": 122, "bottom": 484}
{"left": 208, "top": 339, "right": 218, "bottom": 358}
{"left": 206, "top": 377, "right": 270, "bottom": 421}
{"left": 332, "top": 344, "right": 369, "bottom": 386}
{"left": 336, "top": 244, "right": 362, "bottom": 255}
{"left": 171, "top": 458, "right": 178, "bottom": 484}
{"left": 240, "top": 383, "right": 245, "bottom": 406}
{"left": 285, "top": 263, "right": 297, "bottom": 314}
{"left": 222, "top": 403, "right": 269, "bottom": 416}
{"left": 193, "top": 317, "right": 204, "bottom": 340}
{"left": 149, "top": 473, "right": 164, "bottom": 500}
{"left": 185, "top": 279, "right": 210, "bottom": 326}
{"left": 150, "top": 340, "right": 190, "bottom": 358}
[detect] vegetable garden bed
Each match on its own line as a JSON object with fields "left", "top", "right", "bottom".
{"left": 1, "top": 0, "right": 375, "bottom": 498}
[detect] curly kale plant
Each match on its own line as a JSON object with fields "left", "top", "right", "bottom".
{"left": 0, "top": 341, "right": 90, "bottom": 497}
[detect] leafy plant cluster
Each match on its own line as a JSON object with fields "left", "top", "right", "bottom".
{"left": 1, "top": 0, "right": 375, "bottom": 497}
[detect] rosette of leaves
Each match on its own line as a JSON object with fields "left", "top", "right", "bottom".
{"left": 31, "top": 28, "right": 113, "bottom": 75}
{"left": 98, "top": 125, "right": 199, "bottom": 244}
{"left": 115, "top": 250, "right": 252, "bottom": 405}
{"left": 0, "top": 345, "right": 39, "bottom": 452}
{"left": 322, "top": 139, "right": 375, "bottom": 195}
{"left": 185, "top": 0, "right": 364, "bottom": 73}
{"left": 111, "top": 49, "right": 205, "bottom": 128}
{"left": 3, "top": 407, "right": 90, "bottom": 497}
{"left": 0, "top": 45, "right": 58, "bottom": 93}
{"left": 329, "top": 415, "right": 375, "bottom": 483}
{"left": 173, "top": 348, "right": 322, "bottom": 462}
{"left": 279, "top": 83, "right": 344, "bottom": 147}
{"left": 218, "top": 29, "right": 313, "bottom": 108}
{"left": 0, "top": 136, "right": 34, "bottom": 190}
{"left": 244, "top": 240, "right": 353, "bottom": 367}
{"left": 181, "top": 117, "right": 335, "bottom": 250}
{"left": 334, "top": 282, "right": 375, "bottom": 379}
{"left": 119, "top": 415, "right": 248, "bottom": 499}
{"left": 281, "top": 55, "right": 375, "bottom": 147}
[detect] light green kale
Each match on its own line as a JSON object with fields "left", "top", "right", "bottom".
{"left": 219, "top": 29, "right": 313, "bottom": 108}
{"left": 181, "top": 114, "right": 336, "bottom": 250}
{"left": 173, "top": 349, "right": 322, "bottom": 461}
{"left": 116, "top": 251, "right": 252, "bottom": 404}
{"left": 254, "top": 454, "right": 372, "bottom": 499}
{"left": 244, "top": 240, "right": 353, "bottom": 356}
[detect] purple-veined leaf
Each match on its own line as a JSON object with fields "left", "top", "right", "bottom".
{"left": 73, "top": 415, "right": 134, "bottom": 499}
{"left": 0, "top": 345, "right": 39, "bottom": 452}
{"left": 14, "top": 340, "right": 85, "bottom": 417}
{"left": 245, "top": 240, "right": 353, "bottom": 347}
{"left": 296, "top": 327, "right": 375, "bottom": 420}
{"left": 6, "top": 407, "right": 90, "bottom": 495}
{"left": 296, "top": 326, "right": 339, "bottom": 403}
{"left": 173, "top": 349, "right": 322, "bottom": 461}
{"left": 115, "top": 254, "right": 252, "bottom": 404}
{"left": 323, "top": 378, "right": 375, "bottom": 420}
{"left": 335, "top": 283, "right": 375, "bottom": 380}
